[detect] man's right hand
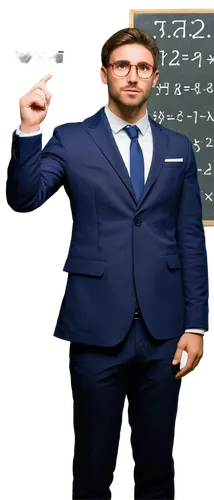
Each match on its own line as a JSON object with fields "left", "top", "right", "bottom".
{"left": 19, "top": 74, "right": 52, "bottom": 133}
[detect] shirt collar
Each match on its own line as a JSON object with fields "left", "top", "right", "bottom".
{"left": 104, "top": 103, "right": 150, "bottom": 136}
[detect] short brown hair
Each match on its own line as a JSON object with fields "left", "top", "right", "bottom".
{"left": 101, "top": 27, "right": 159, "bottom": 71}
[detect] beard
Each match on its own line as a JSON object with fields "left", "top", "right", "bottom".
{"left": 107, "top": 81, "right": 152, "bottom": 110}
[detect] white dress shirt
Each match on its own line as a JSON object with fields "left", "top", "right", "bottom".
{"left": 15, "top": 105, "right": 206, "bottom": 335}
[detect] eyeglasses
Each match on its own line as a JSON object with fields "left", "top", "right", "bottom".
{"left": 107, "top": 60, "right": 156, "bottom": 79}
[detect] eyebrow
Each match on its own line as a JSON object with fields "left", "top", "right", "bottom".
{"left": 111, "top": 59, "right": 152, "bottom": 66}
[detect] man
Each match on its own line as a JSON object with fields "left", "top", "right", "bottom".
{"left": 6, "top": 27, "right": 208, "bottom": 500}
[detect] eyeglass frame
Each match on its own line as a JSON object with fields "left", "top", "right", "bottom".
{"left": 107, "top": 60, "right": 157, "bottom": 79}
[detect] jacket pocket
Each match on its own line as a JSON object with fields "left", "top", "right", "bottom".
{"left": 164, "top": 254, "right": 182, "bottom": 269}
{"left": 63, "top": 256, "right": 107, "bottom": 276}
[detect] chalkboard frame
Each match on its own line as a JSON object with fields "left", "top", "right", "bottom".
{"left": 129, "top": 9, "right": 214, "bottom": 227}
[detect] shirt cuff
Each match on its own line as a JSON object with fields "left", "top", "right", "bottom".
{"left": 184, "top": 328, "right": 206, "bottom": 334}
{"left": 16, "top": 125, "right": 42, "bottom": 136}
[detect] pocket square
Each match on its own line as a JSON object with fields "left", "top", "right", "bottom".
{"left": 164, "top": 158, "right": 183, "bottom": 162}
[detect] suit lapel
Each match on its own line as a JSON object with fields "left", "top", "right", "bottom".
{"left": 137, "top": 115, "right": 169, "bottom": 209}
{"left": 85, "top": 106, "right": 136, "bottom": 202}
{"left": 85, "top": 106, "right": 169, "bottom": 211}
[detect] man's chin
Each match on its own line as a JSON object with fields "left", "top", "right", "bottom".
{"left": 109, "top": 92, "right": 147, "bottom": 109}
{"left": 120, "top": 97, "right": 145, "bottom": 108}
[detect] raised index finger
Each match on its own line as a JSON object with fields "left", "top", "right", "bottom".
{"left": 40, "top": 71, "right": 54, "bottom": 83}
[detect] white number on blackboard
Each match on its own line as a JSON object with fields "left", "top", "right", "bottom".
{"left": 206, "top": 138, "right": 213, "bottom": 147}
{"left": 204, "top": 164, "right": 212, "bottom": 175}
{"left": 169, "top": 50, "right": 180, "bottom": 66}
{"left": 192, "top": 19, "right": 205, "bottom": 39}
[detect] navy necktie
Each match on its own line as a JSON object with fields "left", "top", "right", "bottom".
{"left": 124, "top": 125, "right": 145, "bottom": 201}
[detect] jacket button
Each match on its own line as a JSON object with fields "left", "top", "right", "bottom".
{"left": 134, "top": 216, "right": 142, "bottom": 226}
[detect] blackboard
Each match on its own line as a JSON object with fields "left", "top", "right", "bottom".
{"left": 130, "top": 9, "right": 214, "bottom": 226}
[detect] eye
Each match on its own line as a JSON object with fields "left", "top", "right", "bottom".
{"left": 115, "top": 62, "right": 129, "bottom": 69}
{"left": 138, "top": 63, "right": 150, "bottom": 71}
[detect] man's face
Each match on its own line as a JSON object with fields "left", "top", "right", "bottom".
{"left": 100, "top": 43, "right": 160, "bottom": 110}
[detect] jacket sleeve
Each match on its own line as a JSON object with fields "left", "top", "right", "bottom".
{"left": 176, "top": 137, "right": 209, "bottom": 331}
{"left": 6, "top": 126, "right": 66, "bottom": 212}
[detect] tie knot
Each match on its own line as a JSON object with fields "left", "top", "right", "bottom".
{"left": 124, "top": 124, "right": 139, "bottom": 140}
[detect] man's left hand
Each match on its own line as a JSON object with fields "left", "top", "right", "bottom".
{"left": 172, "top": 333, "right": 204, "bottom": 379}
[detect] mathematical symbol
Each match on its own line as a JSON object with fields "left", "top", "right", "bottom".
{"left": 205, "top": 193, "right": 213, "bottom": 201}
{"left": 207, "top": 54, "right": 214, "bottom": 64}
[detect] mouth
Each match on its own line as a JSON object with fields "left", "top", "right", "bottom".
{"left": 123, "top": 89, "right": 140, "bottom": 94}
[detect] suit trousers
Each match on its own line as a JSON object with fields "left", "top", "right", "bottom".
{"left": 69, "top": 312, "right": 182, "bottom": 500}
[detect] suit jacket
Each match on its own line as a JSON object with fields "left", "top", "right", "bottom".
{"left": 6, "top": 106, "right": 209, "bottom": 346}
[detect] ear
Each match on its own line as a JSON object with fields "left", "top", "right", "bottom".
{"left": 100, "top": 66, "right": 108, "bottom": 85}
{"left": 152, "top": 70, "right": 160, "bottom": 88}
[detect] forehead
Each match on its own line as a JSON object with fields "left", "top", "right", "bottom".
{"left": 110, "top": 43, "right": 154, "bottom": 65}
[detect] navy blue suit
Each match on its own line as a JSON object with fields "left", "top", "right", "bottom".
{"left": 6, "top": 106, "right": 209, "bottom": 499}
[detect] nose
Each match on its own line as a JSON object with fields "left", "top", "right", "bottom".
{"left": 127, "top": 65, "right": 138, "bottom": 82}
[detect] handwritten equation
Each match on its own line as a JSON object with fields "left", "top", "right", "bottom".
{"left": 156, "top": 82, "right": 213, "bottom": 95}
{"left": 152, "top": 19, "right": 212, "bottom": 39}
{"left": 152, "top": 111, "right": 214, "bottom": 124}
{"left": 159, "top": 50, "right": 214, "bottom": 67}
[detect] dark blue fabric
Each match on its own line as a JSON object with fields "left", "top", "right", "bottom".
{"left": 6, "top": 106, "right": 209, "bottom": 344}
{"left": 124, "top": 125, "right": 145, "bottom": 201}
{"left": 70, "top": 316, "right": 182, "bottom": 499}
